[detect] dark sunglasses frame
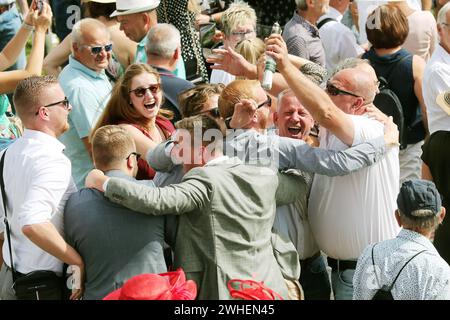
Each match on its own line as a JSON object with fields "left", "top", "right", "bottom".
{"left": 35, "top": 98, "right": 70, "bottom": 115}
{"left": 126, "top": 152, "right": 141, "bottom": 161}
{"left": 82, "top": 43, "right": 113, "bottom": 55}
{"left": 194, "top": 107, "right": 221, "bottom": 118}
{"left": 257, "top": 95, "right": 272, "bottom": 109}
{"left": 129, "top": 84, "right": 161, "bottom": 97}
{"left": 326, "top": 82, "right": 361, "bottom": 98}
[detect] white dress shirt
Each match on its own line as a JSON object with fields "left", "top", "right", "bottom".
{"left": 353, "top": 229, "right": 450, "bottom": 300}
{"left": 317, "top": 7, "right": 364, "bottom": 72}
{"left": 423, "top": 44, "right": 450, "bottom": 134}
{"left": 309, "top": 115, "right": 400, "bottom": 260}
{"left": 0, "top": 129, "right": 77, "bottom": 274}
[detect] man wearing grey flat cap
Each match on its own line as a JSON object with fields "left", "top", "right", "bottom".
{"left": 353, "top": 179, "right": 450, "bottom": 300}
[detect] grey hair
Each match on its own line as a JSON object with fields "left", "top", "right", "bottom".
{"left": 146, "top": 23, "right": 181, "bottom": 59}
{"left": 437, "top": 2, "right": 450, "bottom": 25}
{"left": 398, "top": 209, "right": 441, "bottom": 232}
{"left": 71, "top": 18, "right": 109, "bottom": 45}
{"left": 295, "top": 0, "right": 308, "bottom": 10}
{"left": 330, "top": 57, "right": 371, "bottom": 78}
{"left": 277, "top": 89, "right": 296, "bottom": 112}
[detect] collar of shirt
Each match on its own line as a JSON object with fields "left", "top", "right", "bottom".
{"left": 22, "top": 129, "right": 66, "bottom": 153}
{"left": 293, "top": 12, "right": 320, "bottom": 38}
{"left": 396, "top": 228, "right": 438, "bottom": 253}
{"left": 435, "top": 44, "right": 450, "bottom": 65}
{"left": 105, "top": 170, "right": 136, "bottom": 182}
{"left": 318, "top": 7, "right": 343, "bottom": 23}
{"left": 68, "top": 55, "right": 108, "bottom": 80}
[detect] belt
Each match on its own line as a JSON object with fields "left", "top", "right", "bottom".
{"left": 327, "top": 257, "right": 357, "bottom": 271}
{"left": 300, "top": 251, "right": 321, "bottom": 270}
{"left": 0, "top": 2, "right": 14, "bottom": 14}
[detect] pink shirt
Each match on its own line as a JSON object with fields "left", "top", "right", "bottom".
{"left": 403, "top": 10, "right": 438, "bottom": 61}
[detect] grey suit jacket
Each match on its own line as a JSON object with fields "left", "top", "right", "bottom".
{"left": 105, "top": 157, "right": 301, "bottom": 300}
{"left": 64, "top": 171, "right": 168, "bottom": 300}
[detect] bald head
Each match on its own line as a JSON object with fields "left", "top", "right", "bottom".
{"left": 72, "top": 18, "right": 110, "bottom": 45}
{"left": 332, "top": 67, "right": 378, "bottom": 103}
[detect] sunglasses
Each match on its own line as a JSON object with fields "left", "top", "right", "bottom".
{"left": 231, "top": 30, "right": 255, "bottom": 38}
{"left": 129, "top": 84, "right": 161, "bottom": 97}
{"left": 126, "top": 152, "right": 141, "bottom": 161}
{"left": 35, "top": 98, "right": 70, "bottom": 115}
{"left": 257, "top": 95, "right": 272, "bottom": 109}
{"left": 81, "top": 43, "right": 113, "bottom": 55}
{"left": 326, "top": 81, "right": 361, "bottom": 98}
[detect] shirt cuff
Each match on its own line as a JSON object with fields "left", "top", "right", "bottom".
{"left": 102, "top": 178, "right": 111, "bottom": 192}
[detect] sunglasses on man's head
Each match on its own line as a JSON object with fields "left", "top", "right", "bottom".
{"left": 129, "top": 84, "right": 161, "bottom": 97}
{"left": 326, "top": 82, "right": 361, "bottom": 98}
{"left": 126, "top": 152, "right": 141, "bottom": 161}
{"left": 81, "top": 43, "right": 113, "bottom": 55}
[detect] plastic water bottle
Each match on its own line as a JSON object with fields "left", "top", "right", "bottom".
{"left": 262, "top": 22, "right": 282, "bottom": 91}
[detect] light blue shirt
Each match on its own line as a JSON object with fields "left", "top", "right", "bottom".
{"left": 135, "top": 36, "right": 186, "bottom": 80}
{"left": 353, "top": 229, "right": 450, "bottom": 300}
{"left": 58, "top": 56, "right": 112, "bottom": 189}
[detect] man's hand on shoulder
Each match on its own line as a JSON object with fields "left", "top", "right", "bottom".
{"left": 383, "top": 116, "right": 400, "bottom": 147}
{"left": 85, "top": 169, "right": 107, "bottom": 192}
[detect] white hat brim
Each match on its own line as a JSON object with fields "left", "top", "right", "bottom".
{"left": 110, "top": 4, "right": 159, "bottom": 17}
{"left": 436, "top": 91, "right": 450, "bottom": 116}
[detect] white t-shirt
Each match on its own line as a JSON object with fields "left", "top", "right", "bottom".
{"left": 423, "top": 45, "right": 450, "bottom": 134}
{"left": 210, "top": 68, "right": 235, "bottom": 86}
{"left": 308, "top": 115, "right": 400, "bottom": 260}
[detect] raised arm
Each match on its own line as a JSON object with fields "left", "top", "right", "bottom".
{"left": 265, "top": 34, "right": 355, "bottom": 146}
{"left": 0, "top": 5, "right": 34, "bottom": 70}
{"left": 276, "top": 117, "right": 398, "bottom": 176}
{"left": 0, "top": 2, "right": 52, "bottom": 94}
{"left": 43, "top": 34, "right": 72, "bottom": 76}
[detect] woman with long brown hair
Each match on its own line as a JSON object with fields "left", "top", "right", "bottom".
{"left": 92, "top": 63, "right": 175, "bottom": 180}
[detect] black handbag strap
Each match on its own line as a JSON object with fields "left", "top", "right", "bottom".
{"left": 0, "top": 150, "right": 17, "bottom": 282}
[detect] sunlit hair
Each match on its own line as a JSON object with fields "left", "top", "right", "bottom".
{"left": 235, "top": 37, "right": 265, "bottom": 64}
{"left": 92, "top": 125, "right": 136, "bottom": 171}
{"left": 90, "top": 63, "right": 173, "bottom": 141}
{"left": 178, "top": 83, "right": 224, "bottom": 118}
{"left": 13, "top": 75, "right": 59, "bottom": 120}
{"left": 175, "top": 114, "right": 225, "bottom": 149}
{"left": 72, "top": 17, "right": 110, "bottom": 45}
{"left": 218, "top": 79, "right": 260, "bottom": 119}
{"left": 366, "top": 4, "right": 409, "bottom": 49}
{"left": 437, "top": 2, "right": 450, "bottom": 25}
{"left": 295, "top": 0, "right": 308, "bottom": 11}
{"left": 221, "top": 0, "right": 257, "bottom": 37}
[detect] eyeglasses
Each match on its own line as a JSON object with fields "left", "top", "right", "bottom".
{"left": 230, "top": 30, "right": 255, "bottom": 38}
{"left": 257, "top": 95, "right": 272, "bottom": 109}
{"left": 326, "top": 81, "right": 361, "bottom": 98}
{"left": 81, "top": 43, "right": 113, "bottom": 55}
{"left": 126, "top": 152, "right": 141, "bottom": 161}
{"left": 35, "top": 98, "right": 70, "bottom": 115}
{"left": 129, "top": 84, "right": 161, "bottom": 97}
{"left": 441, "top": 23, "right": 450, "bottom": 28}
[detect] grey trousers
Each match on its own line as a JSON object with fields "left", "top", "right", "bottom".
{"left": 0, "top": 263, "right": 16, "bottom": 300}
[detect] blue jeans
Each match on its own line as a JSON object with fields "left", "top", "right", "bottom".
{"left": 0, "top": 6, "right": 26, "bottom": 71}
{"left": 331, "top": 268, "right": 355, "bottom": 300}
{"left": 300, "top": 255, "right": 331, "bottom": 300}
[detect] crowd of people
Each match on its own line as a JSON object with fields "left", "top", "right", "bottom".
{"left": 0, "top": 0, "right": 449, "bottom": 301}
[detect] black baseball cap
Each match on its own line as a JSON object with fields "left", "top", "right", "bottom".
{"left": 397, "top": 179, "right": 442, "bottom": 218}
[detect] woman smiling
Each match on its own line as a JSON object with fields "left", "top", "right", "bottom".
{"left": 92, "top": 63, "right": 174, "bottom": 180}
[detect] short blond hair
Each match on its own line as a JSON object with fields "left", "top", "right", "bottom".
{"left": 218, "top": 79, "right": 260, "bottom": 119}
{"left": 13, "top": 75, "right": 59, "bottom": 121}
{"left": 235, "top": 37, "right": 265, "bottom": 65}
{"left": 221, "top": 1, "right": 257, "bottom": 36}
{"left": 91, "top": 125, "right": 136, "bottom": 171}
